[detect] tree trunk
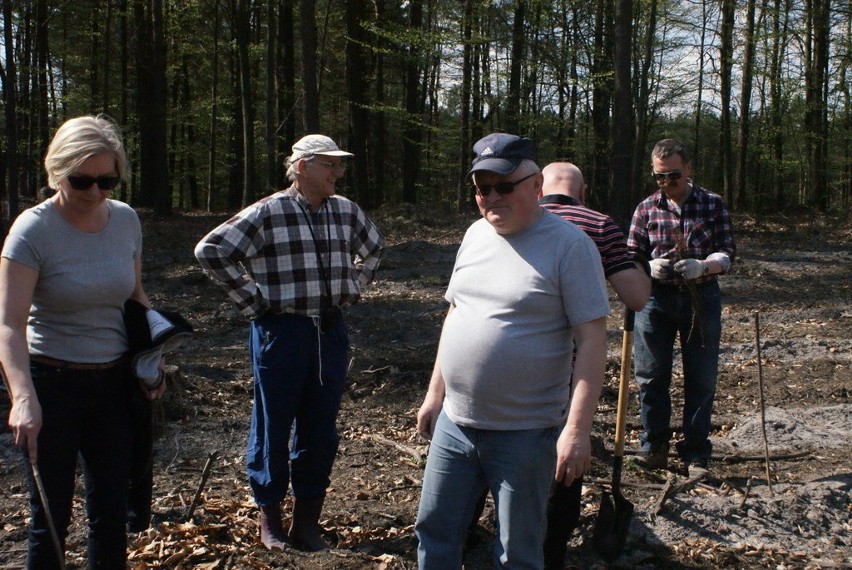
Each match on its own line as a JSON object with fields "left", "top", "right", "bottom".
{"left": 632, "top": 0, "right": 657, "bottom": 206}
{"left": 805, "top": 0, "right": 830, "bottom": 211}
{"left": 590, "top": 0, "right": 613, "bottom": 210}
{"left": 692, "top": 0, "right": 709, "bottom": 164}
{"left": 206, "top": 0, "right": 220, "bottom": 211}
{"left": 346, "top": 0, "right": 374, "bottom": 206}
{"left": 278, "top": 0, "right": 296, "bottom": 171}
{"left": 610, "top": 0, "right": 633, "bottom": 230}
{"left": 236, "top": 0, "right": 256, "bottom": 206}
{"left": 300, "top": 0, "right": 320, "bottom": 131}
{"left": 735, "top": 0, "right": 757, "bottom": 210}
{"left": 2, "top": 0, "right": 19, "bottom": 229}
{"left": 769, "top": 0, "right": 788, "bottom": 210}
{"left": 505, "top": 0, "right": 525, "bottom": 131}
{"left": 134, "top": 0, "right": 170, "bottom": 214}
{"left": 401, "top": 0, "right": 423, "bottom": 205}
{"left": 458, "top": 0, "right": 473, "bottom": 213}
{"left": 719, "top": 0, "right": 734, "bottom": 204}
{"left": 265, "top": 0, "right": 277, "bottom": 194}
{"left": 371, "top": 0, "right": 387, "bottom": 208}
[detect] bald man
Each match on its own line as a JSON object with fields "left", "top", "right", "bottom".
{"left": 537, "top": 161, "right": 650, "bottom": 569}
{"left": 540, "top": 162, "right": 650, "bottom": 312}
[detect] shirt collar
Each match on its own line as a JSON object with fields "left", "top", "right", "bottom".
{"left": 538, "top": 194, "right": 581, "bottom": 207}
{"left": 285, "top": 185, "right": 326, "bottom": 212}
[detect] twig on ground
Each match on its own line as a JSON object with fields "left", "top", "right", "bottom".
{"left": 185, "top": 451, "right": 220, "bottom": 520}
{"left": 654, "top": 471, "right": 709, "bottom": 515}
{"left": 753, "top": 311, "right": 774, "bottom": 494}
{"left": 365, "top": 434, "right": 425, "bottom": 464}
{"left": 739, "top": 477, "right": 755, "bottom": 509}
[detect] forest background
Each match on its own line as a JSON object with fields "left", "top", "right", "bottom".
{"left": 0, "top": 0, "right": 850, "bottom": 231}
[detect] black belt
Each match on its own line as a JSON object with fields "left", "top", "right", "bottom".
{"left": 30, "top": 355, "right": 128, "bottom": 371}
{"left": 653, "top": 278, "right": 717, "bottom": 292}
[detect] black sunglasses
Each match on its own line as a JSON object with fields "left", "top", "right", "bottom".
{"left": 67, "top": 175, "right": 121, "bottom": 191}
{"left": 472, "top": 172, "right": 537, "bottom": 197}
{"left": 652, "top": 170, "right": 683, "bottom": 181}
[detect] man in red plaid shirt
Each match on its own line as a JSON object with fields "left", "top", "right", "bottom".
{"left": 627, "top": 139, "right": 736, "bottom": 480}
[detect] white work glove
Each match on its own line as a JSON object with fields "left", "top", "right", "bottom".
{"left": 649, "top": 258, "right": 673, "bottom": 280}
{"left": 674, "top": 258, "right": 707, "bottom": 280}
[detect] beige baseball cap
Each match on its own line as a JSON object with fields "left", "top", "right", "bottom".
{"left": 289, "top": 134, "right": 354, "bottom": 162}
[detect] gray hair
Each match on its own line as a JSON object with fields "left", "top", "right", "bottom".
{"left": 285, "top": 156, "right": 302, "bottom": 182}
{"left": 44, "top": 115, "right": 128, "bottom": 189}
{"left": 651, "top": 139, "right": 690, "bottom": 164}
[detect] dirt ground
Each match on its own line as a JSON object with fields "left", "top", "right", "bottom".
{"left": 0, "top": 207, "right": 850, "bottom": 569}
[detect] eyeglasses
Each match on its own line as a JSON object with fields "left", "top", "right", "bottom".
{"left": 472, "top": 172, "right": 537, "bottom": 197}
{"left": 67, "top": 175, "right": 121, "bottom": 190}
{"left": 311, "top": 159, "right": 346, "bottom": 173}
{"left": 652, "top": 170, "right": 683, "bottom": 181}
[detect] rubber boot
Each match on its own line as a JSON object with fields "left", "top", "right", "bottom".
{"left": 288, "top": 497, "right": 329, "bottom": 552}
{"left": 259, "top": 504, "right": 287, "bottom": 551}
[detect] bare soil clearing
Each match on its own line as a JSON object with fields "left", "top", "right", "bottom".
{"left": 1, "top": 210, "right": 850, "bottom": 569}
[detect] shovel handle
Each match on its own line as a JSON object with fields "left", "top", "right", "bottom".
{"left": 613, "top": 309, "right": 634, "bottom": 458}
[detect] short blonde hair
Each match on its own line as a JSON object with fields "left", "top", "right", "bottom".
{"left": 44, "top": 115, "right": 128, "bottom": 189}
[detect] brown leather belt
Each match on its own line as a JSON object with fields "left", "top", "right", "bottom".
{"left": 30, "top": 355, "right": 128, "bottom": 371}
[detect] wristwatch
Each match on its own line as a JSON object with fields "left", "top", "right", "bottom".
{"left": 702, "top": 263, "right": 710, "bottom": 276}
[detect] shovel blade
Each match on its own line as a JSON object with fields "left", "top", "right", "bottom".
{"left": 592, "top": 490, "right": 634, "bottom": 561}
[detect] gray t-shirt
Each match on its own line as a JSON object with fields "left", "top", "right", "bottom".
{"left": 2, "top": 199, "right": 142, "bottom": 363}
{"left": 438, "top": 210, "right": 609, "bottom": 430}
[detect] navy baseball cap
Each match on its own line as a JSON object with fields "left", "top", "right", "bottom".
{"left": 468, "top": 133, "right": 537, "bottom": 177}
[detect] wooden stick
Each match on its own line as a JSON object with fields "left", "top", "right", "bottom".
{"left": 739, "top": 476, "right": 755, "bottom": 509}
{"left": 753, "top": 311, "right": 773, "bottom": 494}
{"left": 1, "top": 366, "right": 64, "bottom": 569}
{"left": 185, "top": 451, "right": 219, "bottom": 520}
{"left": 31, "top": 462, "right": 66, "bottom": 570}
{"left": 365, "top": 434, "right": 425, "bottom": 464}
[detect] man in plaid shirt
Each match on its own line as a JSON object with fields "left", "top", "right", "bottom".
{"left": 194, "top": 134, "right": 385, "bottom": 552}
{"left": 627, "top": 139, "right": 736, "bottom": 480}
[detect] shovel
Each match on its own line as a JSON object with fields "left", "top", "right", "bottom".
{"left": 592, "top": 308, "right": 635, "bottom": 561}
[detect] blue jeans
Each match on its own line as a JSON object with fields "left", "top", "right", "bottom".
{"left": 416, "top": 411, "right": 557, "bottom": 569}
{"left": 247, "top": 312, "right": 349, "bottom": 505}
{"left": 633, "top": 281, "right": 722, "bottom": 463}
{"left": 26, "top": 360, "right": 134, "bottom": 569}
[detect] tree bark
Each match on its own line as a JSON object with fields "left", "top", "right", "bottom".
{"left": 805, "top": 0, "right": 830, "bottom": 210}
{"left": 735, "top": 0, "right": 757, "bottom": 210}
{"left": 401, "top": 0, "right": 423, "bottom": 205}
{"left": 265, "top": 0, "right": 277, "bottom": 194}
{"left": 235, "top": 0, "right": 256, "bottom": 206}
{"left": 719, "top": 0, "right": 735, "bottom": 205}
{"left": 2, "top": 0, "right": 19, "bottom": 229}
{"left": 505, "top": 0, "right": 525, "bottom": 131}
{"left": 590, "top": 0, "right": 613, "bottom": 210}
{"left": 610, "top": 0, "right": 633, "bottom": 229}
{"left": 134, "top": 0, "right": 170, "bottom": 214}
{"left": 346, "top": 0, "right": 374, "bottom": 206}
{"left": 300, "top": 0, "right": 320, "bottom": 131}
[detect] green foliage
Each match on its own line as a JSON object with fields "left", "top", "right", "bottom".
{"left": 1, "top": 0, "right": 849, "bottom": 214}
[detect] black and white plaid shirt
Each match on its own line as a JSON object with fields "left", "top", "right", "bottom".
{"left": 195, "top": 187, "right": 385, "bottom": 318}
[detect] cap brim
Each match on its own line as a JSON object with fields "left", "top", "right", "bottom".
{"left": 314, "top": 150, "right": 354, "bottom": 157}
{"left": 467, "top": 157, "right": 521, "bottom": 178}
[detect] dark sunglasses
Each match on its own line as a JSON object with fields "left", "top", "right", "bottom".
{"left": 67, "top": 175, "right": 121, "bottom": 191}
{"left": 652, "top": 170, "right": 683, "bottom": 181}
{"left": 472, "top": 171, "right": 537, "bottom": 197}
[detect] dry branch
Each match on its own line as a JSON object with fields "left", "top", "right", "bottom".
{"left": 364, "top": 434, "right": 425, "bottom": 464}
